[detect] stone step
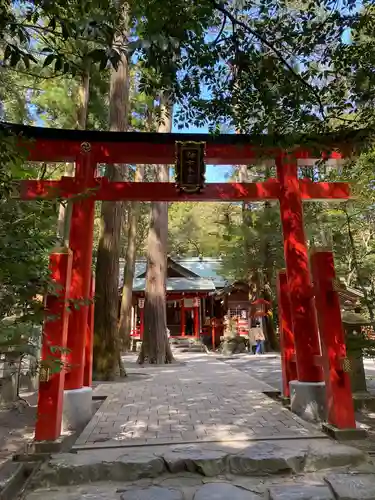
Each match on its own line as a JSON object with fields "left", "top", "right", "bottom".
{"left": 0, "top": 460, "right": 35, "bottom": 500}
{"left": 175, "top": 346, "right": 206, "bottom": 353}
{"left": 28, "top": 440, "right": 372, "bottom": 488}
{"left": 25, "top": 471, "right": 375, "bottom": 499}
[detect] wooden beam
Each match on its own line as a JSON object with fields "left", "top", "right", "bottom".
{"left": 20, "top": 139, "right": 344, "bottom": 165}
{"left": 18, "top": 178, "right": 350, "bottom": 202}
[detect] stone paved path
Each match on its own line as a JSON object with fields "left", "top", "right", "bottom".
{"left": 221, "top": 353, "right": 375, "bottom": 395}
{"left": 76, "top": 353, "right": 324, "bottom": 448}
{"left": 221, "top": 354, "right": 283, "bottom": 392}
{"left": 221, "top": 353, "right": 375, "bottom": 450}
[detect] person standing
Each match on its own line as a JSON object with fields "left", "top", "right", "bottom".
{"left": 254, "top": 321, "right": 265, "bottom": 354}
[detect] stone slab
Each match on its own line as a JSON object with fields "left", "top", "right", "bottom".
{"left": 33, "top": 450, "right": 165, "bottom": 486}
{"left": 325, "top": 473, "right": 375, "bottom": 500}
{"left": 193, "top": 483, "right": 260, "bottom": 500}
{"left": 290, "top": 381, "right": 326, "bottom": 423}
{"left": 25, "top": 484, "right": 120, "bottom": 499}
{"left": 120, "top": 486, "right": 183, "bottom": 500}
{"left": 0, "top": 461, "right": 27, "bottom": 500}
{"left": 63, "top": 387, "right": 92, "bottom": 432}
{"left": 162, "top": 445, "right": 228, "bottom": 476}
{"left": 304, "top": 441, "right": 368, "bottom": 472}
{"left": 268, "top": 484, "right": 334, "bottom": 499}
{"left": 228, "top": 441, "right": 305, "bottom": 475}
{"left": 0, "top": 461, "right": 23, "bottom": 490}
{"left": 32, "top": 438, "right": 371, "bottom": 488}
{"left": 23, "top": 473, "right": 375, "bottom": 500}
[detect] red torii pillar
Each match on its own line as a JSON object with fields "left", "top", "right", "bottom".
{"left": 35, "top": 248, "right": 72, "bottom": 441}
{"left": 276, "top": 270, "right": 297, "bottom": 399}
{"left": 194, "top": 298, "right": 200, "bottom": 338}
{"left": 84, "top": 274, "right": 95, "bottom": 388}
{"left": 181, "top": 298, "right": 185, "bottom": 336}
{"left": 63, "top": 143, "right": 96, "bottom": 430}
{"left": 276, "top": 153, "right": 322, "bottom": 383}
{"left": 310, "top": 249, "right": 358, "bottom": 433}
{"left": 276, "top": 153, "right": 325, "bottom": 421}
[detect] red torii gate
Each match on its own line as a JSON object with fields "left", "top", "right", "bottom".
{"left": 3, "top": 123, "right": 354, "bottom": 441}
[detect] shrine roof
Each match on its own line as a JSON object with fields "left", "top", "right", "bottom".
{"left": 119, "top": 257, "right": 228, "bottom": 290}
{"left": 132, "top": 277, "right": 216, "bottom": 292}
{"left": 173, "top": 258, "right": 228, "bottom": 288}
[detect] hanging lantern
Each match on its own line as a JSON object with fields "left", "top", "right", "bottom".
{"left": 175, "top": 141, "right": 206, "bottom": 194}
{"left": 251, "top": 298, "right": 270, "bottom": 318}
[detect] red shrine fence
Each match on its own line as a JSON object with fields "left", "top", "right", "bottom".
{"left": 2, "top": 123, "right": 357, "bottom": 440}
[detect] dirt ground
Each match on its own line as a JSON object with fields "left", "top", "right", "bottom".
{"left": 0, "top": 391, "right": 37, "bottom": 466}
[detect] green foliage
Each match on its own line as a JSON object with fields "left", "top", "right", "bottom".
{"left": 168, "top": 202, "right": 229, "bottom": 257}
{"left": 1, "top": 0, "right": 125, "bottom": 73}
{"left": 0, "top": 135, "right": 57, "bottom": 356}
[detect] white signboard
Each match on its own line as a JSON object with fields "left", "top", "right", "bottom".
{"left": 184, "top": 298, "right": 200, "bottom": 308}
{"left": 138, "top": 298, "right": 145, "bottom": 309}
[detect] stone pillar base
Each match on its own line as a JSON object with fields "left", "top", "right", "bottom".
{"left": 63, "top": 387, "right": 92, "bottom": 431}
{"left": 290, "top": 381, "right": 326, "bottom": 422}
{"left": 322, "top": 422, "right": 368, "bottom": 441}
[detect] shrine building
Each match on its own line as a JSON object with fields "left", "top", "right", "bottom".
{"left": 119, "top": 256, "right": 259, "bottom": 343}
{"left": 120, "top": 256, "right": 365, "bottom": 348}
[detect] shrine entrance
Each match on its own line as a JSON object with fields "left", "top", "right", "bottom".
{"left": 2, "top": 122, "right": 359, "bottom": 443}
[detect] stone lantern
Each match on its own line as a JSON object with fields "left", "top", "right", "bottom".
{"left": 341, "top": 310, "right": 375, "bottom": 409}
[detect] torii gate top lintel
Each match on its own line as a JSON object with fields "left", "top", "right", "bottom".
{"left": 0, "top": 121, "right": 362, "bottom": 165}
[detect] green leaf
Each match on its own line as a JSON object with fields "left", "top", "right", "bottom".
{"left": 43, "top": 54, "right": 55, "bottom": 67}
{"left": 88, "top": 49, "right": 106, "bottom": 62}
{"left": 9, "top": 50, "right": 21, "bottom": 67}
{"left": 3, "top": 45, "right": 12, "bottom": 61}
{"left": 54, "top": 57, "right": 62, "bottom": 72}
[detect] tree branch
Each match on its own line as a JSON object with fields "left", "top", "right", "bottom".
{"left": 211, "top": 0, "right": 326, "bottom": 120}
{"left": 212, "top": 13, "right": 227, "bottom": 45}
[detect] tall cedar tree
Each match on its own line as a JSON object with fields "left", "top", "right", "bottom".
{"left": 57, "top": 71, "right": 91, "bottom": 242}
{"left": 118, "top": 164, "right": 144, "bottom": 350}
{"left": 94, "top": 2, "right": 130, "bottom": 379}
{"left": 138, "top": 93, "right": 174, "bottom": 364}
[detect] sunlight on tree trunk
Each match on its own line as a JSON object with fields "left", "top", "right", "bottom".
{"left": 344, "top": 205, "right": 375, "bottom": 323}
{"left": 77, "top": 71, "right": 90, "bottom": 130}
{"left": 57, "top": 71, "right": 90, "bottom": 244}
{"left": 261, "top": 164, "right": 279, "bottom": 351}
{"left": 138, "top": 93, "right": 174, "bottom": 364}
{"left": 94, "top": 2, "right": 129, "bottom": 379}
{"left": 119, "top": 165, "right": 144, "bottom": 350}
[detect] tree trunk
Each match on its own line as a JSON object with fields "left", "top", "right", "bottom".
{"left": 261, "top": 197, "right": 279, "bottom": 351}
{"left": 118, "top": 166, "right": 144, "bottom": 350}
{"left": 93, "top": 3, "right": 130, "bottom": 379}
{"left": 57, "top": 71, "right": 90, "bottom": 243}
{"left": 138, "top": 93, "right": 174, "bottom": 364}
{"left": 77, "top": 71, "right": 90, "bottom": 130}
{"left": 344, "top": 206, "right": 375, "bottom": 322}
